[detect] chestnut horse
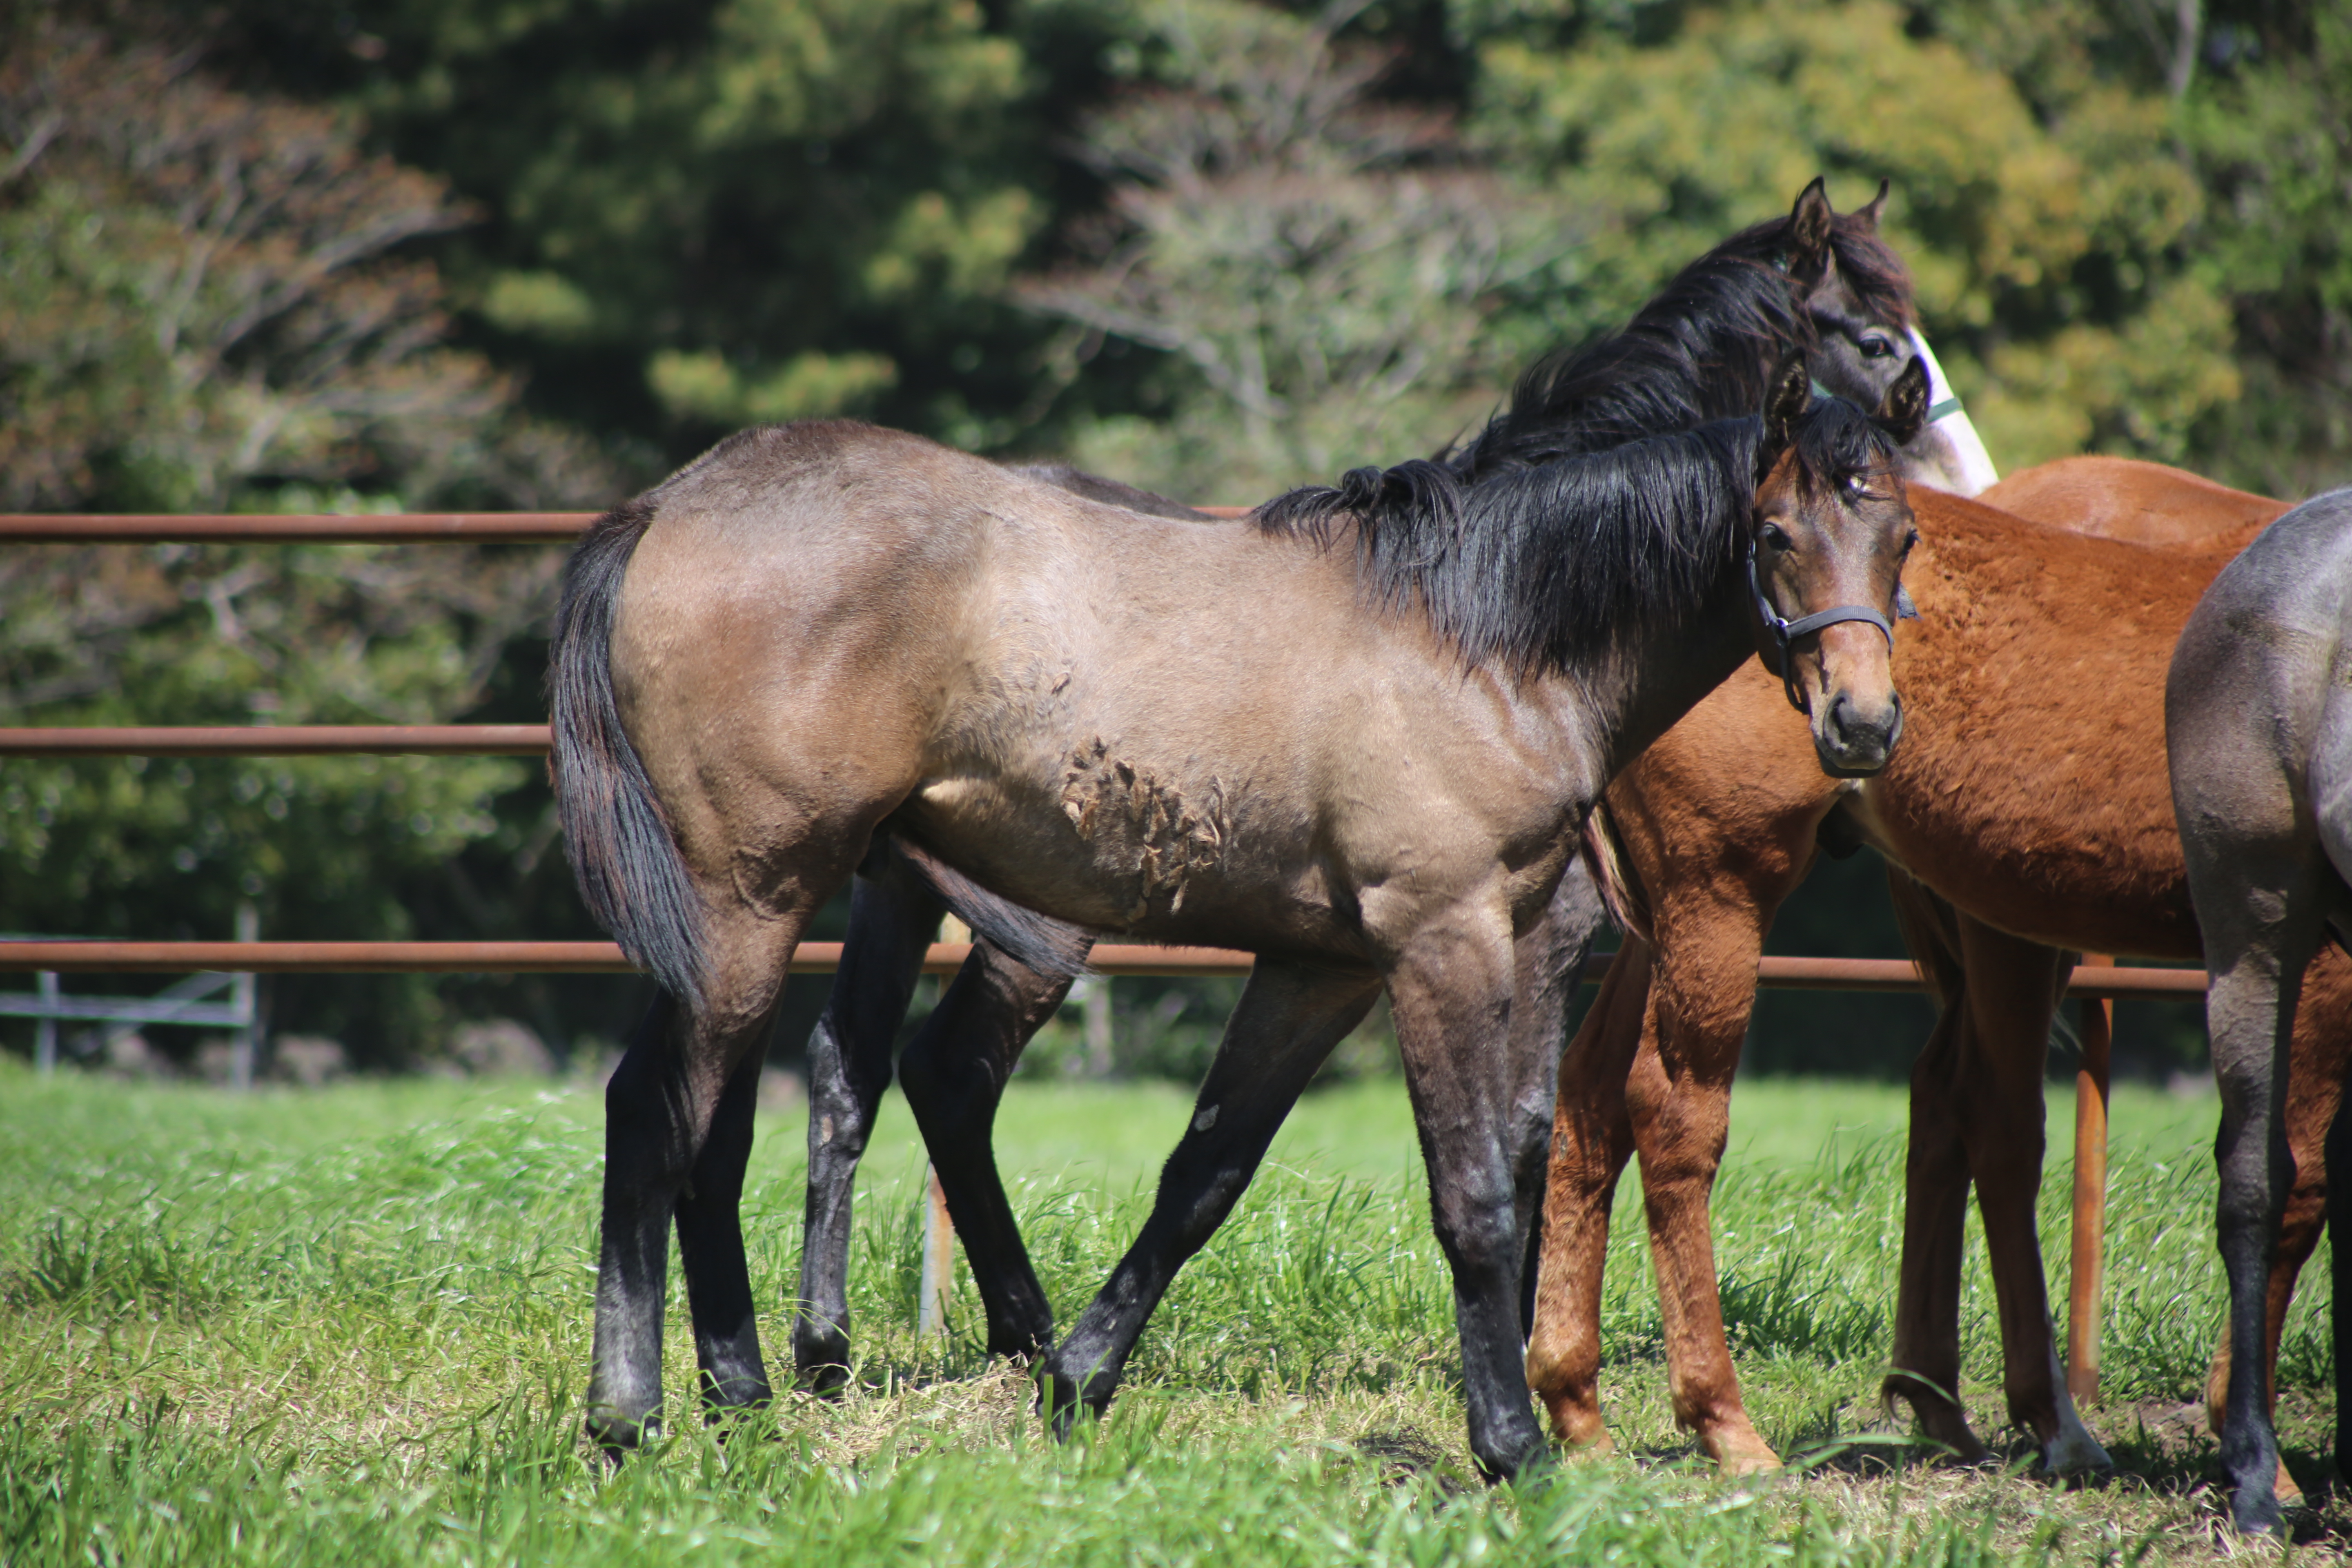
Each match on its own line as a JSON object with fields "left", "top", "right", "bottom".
{"left": 2168, "top": 486, "right": 2352, "bottom": 1533}
{"left": 546, "top": 334, "right": 1929, "bottom": 1476}
{"left": 781, "top": 180, "right": 1971, "bottom": 1414}
{"left": 1527, "top": 460, "right": 2352, "bottom": 1483}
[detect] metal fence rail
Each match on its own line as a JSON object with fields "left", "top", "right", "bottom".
{"left": 0, "top": 939, "right": 2208, "bottom": 994}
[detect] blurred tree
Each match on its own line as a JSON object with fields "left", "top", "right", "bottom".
{"left": 0, "top": 16, "right": 606, "bottom": 512}
{"left": 199, "top": 0, "right": 1136, "bottom": 472}
{"left": 1017, "top": 0, "right": 1580, "bottom": 498}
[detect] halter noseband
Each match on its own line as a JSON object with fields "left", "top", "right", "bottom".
{"left": 1746, "top": 533, "right": 1917, "bottom": 713}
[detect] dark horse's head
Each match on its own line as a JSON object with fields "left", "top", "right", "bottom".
{"left": 1746, "top": 349, "right": 1930, "bottom": 777}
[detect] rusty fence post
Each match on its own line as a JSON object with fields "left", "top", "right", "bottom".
{"left": 917, "top": 1165, "right": 955, "bottom": 1339}
{"left": 2068, "top": 953, "right": 2115, "bottom": 1404}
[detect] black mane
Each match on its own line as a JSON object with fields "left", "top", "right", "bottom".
{"left": 1255, "top": 204, "right": 1911, "bottom": 676}
{"left": 1450, "top": 210, "right": 1913, "bottom": 479}
{"left": 1256, "top": 399, "right": 1902, "bottom": 675}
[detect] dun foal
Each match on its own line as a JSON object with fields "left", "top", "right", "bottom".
{"left": 788, "top": 178, "right": 1959, "bottom": 1411}
{"left": 548, "top": 352, "right": 1926, "bottom": 1477}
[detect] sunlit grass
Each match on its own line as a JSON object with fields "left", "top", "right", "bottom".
{"left": 0, "top": 1060, "right": 2326, "bottom": 1563}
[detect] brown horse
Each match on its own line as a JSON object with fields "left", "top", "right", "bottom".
{"left": 546, "top": 340, "right": 1929, "bottom": 1476}
{"left": 2167, "top": 485, "right": 2352, "bottom": 1533}
{"left": 1527, "top": 459, "right": 2351, "bottom": 1481}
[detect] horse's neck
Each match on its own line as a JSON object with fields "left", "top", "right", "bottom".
{"left": 1570, "top": 583, "right": 1760, "bottom": 784}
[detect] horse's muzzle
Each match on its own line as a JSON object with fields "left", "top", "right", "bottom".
{"left": 1813, "top": 686, "right": 1902, "bottom": 778}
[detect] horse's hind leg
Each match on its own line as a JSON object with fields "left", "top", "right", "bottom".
{"left": 2181, "top": 831, "right": 2328, "bottom": 1530}
{"left": 1946, "top": 919, "right": 2107, "bottom": 1475}
{"left": 898, "top": 939, "right": 1086, "bottom": 1362}
{"left": 2202, "top": 944, "right": 2348, "bottom": 1504}
{"left": 589, "top": 904, "right": 807, "bottom": 1453}
{"left": 1040, "top": 959, "right": 1382, "bottom": 1432}
{"left": 793, "top": 863, "right": 947, "bottom": 1392}
{"left": 677, "top": 1037, "right": 773, "bottom": 1416}
{"left": 1508, "top": 862, "right": 1609, "bottom": 1342}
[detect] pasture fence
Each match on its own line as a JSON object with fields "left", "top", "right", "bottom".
{"left": 0, "top": 511, "right": 2210, "bottom": 1396}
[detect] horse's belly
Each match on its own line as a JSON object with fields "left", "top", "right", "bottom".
{"left": 1855, "top": 791, "right": 2202, "bottom": 960}
{"left": 901, "top": 774, "right": 1361, "bottom": 950}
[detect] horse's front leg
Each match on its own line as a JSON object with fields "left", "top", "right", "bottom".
{"left": 588, "top": 910, "right": 804, "bottom": 1454}
{"left": 898, "top": 937, "right": 1089, "bottom": 1362}
{"left": 793, "top": 865, "right": 947, "bottom": 1391}
{"left": 1039, "top": 959, "right": 1382, "bottom": 1430}
{"left": 1619, "top": 902, "right": 1779, "bottom": 1474}
{"left": 1526, "top": 940, "right": 1648, "bottom": 1454}
{"left": 1389, "top": 913, "right": 1552, "bottom": 1481}
{"left": 1883, "top": 980, "right": 1985, "bottom": 1458}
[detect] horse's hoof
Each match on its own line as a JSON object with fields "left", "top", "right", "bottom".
{"left": 793, "top": 1327, "right": 854, "bottom": 1398}
{"left": 2231, "top": 1487, "right": 2286, "bottom": 1537}
{"left": 1702, "top": 1422, "right": 1782, "bottom": 1477}
{"left": 1538, "top": 1390, "right": 1613, "bottom": 1456}
{"left": 795, "top": 1362, "right": 850, "bottom": 1399}
{"left": 2038, "top": 1421, "right": 2114, "bottom": 1480}
{"left": 584, "top": 1405, "right": 659, "bottom": 1462}
{"left": 1555, "top": 1425, "right": 1616, "bottom": 1462}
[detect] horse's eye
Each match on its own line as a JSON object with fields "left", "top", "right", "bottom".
{"left": 1858, "top": 335, "right": 1895, "bottom": 359}
{"left": 1761, "top": 521, "right": 1794, "bottom": 552}
{"left": 1845, "top": 472, "right": 1867, "bottom": 495}
{"left": 1903, "top": 528, "right": 1920, "bottom": 553}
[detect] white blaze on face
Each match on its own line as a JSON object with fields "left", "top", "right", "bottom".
{"left": 1904, "top": 326, "right": 2000, "bottom": 497}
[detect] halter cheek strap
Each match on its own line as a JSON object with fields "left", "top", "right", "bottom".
{"left": 1747, "top": 536, "right": 1918, "bottom": 713}
{"left": 1811, "top": 378, "right": 1966, "bottom": 426}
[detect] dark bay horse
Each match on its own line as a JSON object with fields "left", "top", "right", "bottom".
{"left": 1529, "top": 466, "right": 2344, "bottom": 1481}
{"left": 784, "top": 180, "right": 1956, "bottom": 1412}
{"left": 2167, "top": 487, "right": 2352, "bottom": 1534}
{"left": 548, "top": 335, "right": 1929, "bottom": 1477}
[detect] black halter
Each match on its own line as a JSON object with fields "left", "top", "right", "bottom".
{"left": 1746, "top": 534, "right": 1917, "bottom": 712}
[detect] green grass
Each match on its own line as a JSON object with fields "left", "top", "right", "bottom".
{"left": 0, "top": 1060, "right": 2330, "bottom": 1564}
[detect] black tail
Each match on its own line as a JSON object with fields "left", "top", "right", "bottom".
{"left": 548, "top": 497, "right": 707, "bottom": 1008}
{"left": 887, "top": 834, "right": 1097, "bottom": 980}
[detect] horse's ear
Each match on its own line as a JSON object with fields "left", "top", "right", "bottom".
{"left": 1873, "top": 356, "right": 1931, "bottom": 446}
{"left": 1787, "top": 177, "right": 1833, "bottom": 285}
{"left": 1855, "top": 179, "right": 1890, "bottom": 232}
{"left": 1757, "top": 349, "right": 1811, "bottom": 483}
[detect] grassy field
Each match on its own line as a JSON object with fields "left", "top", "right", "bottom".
{"left": 0, "top": 1059, "right": 2334, "bottom": 1564}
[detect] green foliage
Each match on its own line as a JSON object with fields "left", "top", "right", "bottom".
{"left": 1461, "top": 0, "right": 2239, "bottom": 471}
{"left": 0, "top": 1068, "right": 2310, "bottom": 1562}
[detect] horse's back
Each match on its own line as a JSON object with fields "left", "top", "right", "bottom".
{"left": 2170, "top": 488, "right": 2352, "bottom": 876}
{"left": 1985, "top": 455, "right": 2287, "bottom": 547}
